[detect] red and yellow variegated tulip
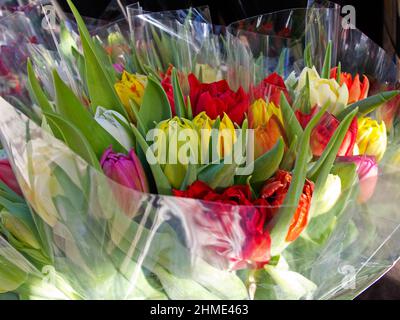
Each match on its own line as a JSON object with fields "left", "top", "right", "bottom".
{"left": 114, "top": 70, "right": 147, "bottom": 119}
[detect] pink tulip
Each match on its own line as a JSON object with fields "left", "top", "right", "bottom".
{"left": 100, "top": 147, "right": 149, "bottom": 193}
{"left": 0, "top": 159, "right": 22, "bottom": 196}
{"left": 338, "top": 155, "right": 378, "bottom": 203}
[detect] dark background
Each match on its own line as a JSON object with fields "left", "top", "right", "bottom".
{"left": 56, "top": 0, "right": 400, "bottom": 300}
{"left": 57, "top": 0, "right": 392, "bottom": 53}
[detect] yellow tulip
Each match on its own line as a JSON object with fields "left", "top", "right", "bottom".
{"left": 194, "top": 63, "right": 222, "bottom": 83}
{"left": 357, "top": 117, "right": 387, "bottom": 162}
{"left": 154, "top": 117, "right": 200, "bottom": 189}
{"left": 193, "top": 112, "right": 236, "bottom": 160}
{"left": 114, "top": 71, "right": 147, "bottom": 119}
{"left": 296, "top": 67, "right": 349, "bottom": 115}
{"left": 250, "top": 98, "right": 283, "bottom": 128}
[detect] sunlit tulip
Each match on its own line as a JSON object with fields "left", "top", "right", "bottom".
{"left": 254, "top": 115, "right": 286, "bottom": 159}
{"left": 357, "top": 117, "right": 387, "bottom": 162}
{"left": 154, "top": 117, "right": 200, "bottom": 189}
{"left": 314, "top": 174, "right": 342, "bottom": 216}
{"left": 260, "top": 170, "right": 314, "bottom": 242}
{"left": 249, "top": 98, "right": 283, "bottom": 128}
{"left": 114, "top": 71, "right": 147, "bottom": 119}
{"left": 338, "top": 155, "right": 378, "bottom": 203}
{"left": 297, "top": 67, "right": 349, "bottom": 115}
{"left": 296, "top": 108, "right": 358, "bottom": 157}
{"left": 331, "top": 67, "right": 369, "bottom": 104}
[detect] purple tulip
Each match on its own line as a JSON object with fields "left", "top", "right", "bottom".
{"left": 338, "top": 155, "right": 378, "bottom": 203}
{"left": 0, "top": 159, "right": 22, "bottom": 196}
{"left": 113, "top": 63, "right": 125, "bottom": 74}
{"left": 100, "top": 147, "right": 149, "bottom": 193}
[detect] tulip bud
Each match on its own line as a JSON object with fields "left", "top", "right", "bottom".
{"left": 357, "top": 117, "right": 387, "bottom": 162}
{"left": 0, "top": 159, "right": 22, "bottom": 196}
{"left": 297, "top": 67, "right": 349, "bottom": 115}
{"left": 114, "top": 71, "right": 147, "bottom": 119}
{"left": 154, "top": 117, "right": 200, "bottom": 189}
{"left": 254, "top": 115, "right": 286, "bottom": 159}
{"left": 338, "top": 155, "right": 378, "bottom": 203}
{"left": 249, "top": 98, "right": 283, "bottom": 128}
{"left": 0, "top": 210, "right": 41, "bottom": 249}
{"left": 100, "top": 147, "right": 149, "bottom": 193}
{"left": 193, "top": 112, "right": 236, "bottom": 160}
{"left": 296, "top": 110, "right": 358, "bottom": 157}
{"left": 95, "top": 107, "right": 134, "bottom": 151}
{"left": 194, "top": 63, "right": 222, "bottom": 83}
{"left": 331, "top": 68, "right": 370, "bottom": 104}
{"left": 314, "top": 174, "right": 342, "bottom": 216}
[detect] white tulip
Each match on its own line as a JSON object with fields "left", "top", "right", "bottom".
{"left": 296, "top": 67, "right": 349, "bottom": 115}
{"left": 94, "top": 107, "right": 134, "bottom": 151}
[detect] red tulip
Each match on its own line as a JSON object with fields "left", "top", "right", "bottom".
{"left": 376, "top": 85, "right": 400, "bottom": 131}
{"left": 253, "top": 72, "right": 289, "bottom": 106}
{"left": 0, "top": 159, "right": 22, "bottom": 196}
{"left": 100, "top": 147, "right": 149, "bottom": 193}
{"left": 188, "top": 74, "right": 249, "bottom": 125}
{"left": 296, "top": 107, "right": 358, "bottom": 157}
{"left": 161, "top": 65, "right": 176, "bottom": 116}
{"left": 260, "top": 170, "right": 314, "bottom": 242}
{"left": 331, "top": 67, "right": 369, "bottom": 104}
{"left": 173, "top": 181, "right": 271, "bottom": 270}
{"left": 337, "top": 155, "right": 378, "bottom": 203}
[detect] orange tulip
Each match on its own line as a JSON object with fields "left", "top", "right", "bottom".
{"left": 254, "top": 115, "right": 286, "bottom": 159}
{"left": 331, "top": 67, "right": 369, "bottom": 104}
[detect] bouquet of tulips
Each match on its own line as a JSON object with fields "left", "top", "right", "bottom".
{"left": 0, "top": 0, "right": 400, "bottom": 300}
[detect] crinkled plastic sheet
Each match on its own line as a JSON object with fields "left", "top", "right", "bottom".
{"left": 0, "top": 93, "right": 400, "bottom": 299}
{"left": 0, "top": 0, "right": 400, "bottom": 300}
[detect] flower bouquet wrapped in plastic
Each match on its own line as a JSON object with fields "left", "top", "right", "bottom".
{"left": 0, "top": 0, "right": 400, "bottom": 300}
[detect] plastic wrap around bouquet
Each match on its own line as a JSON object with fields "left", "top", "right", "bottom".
{"left": 0, "top": 0, "right": 400, "bottom": 300}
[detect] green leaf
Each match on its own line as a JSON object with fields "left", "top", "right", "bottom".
{"left": 269, "top": 103, "right": 329, "bottom": 256}
{"left": 304, "top": 43, "right": 313, "bottom": 68}
{"left": 336, "top": 62, "right": 342, "bottom": 84}
{"left": 131, "top": 125, "right": 172, "bottom": 195}
{"left": 71, "top": 47, "right": 88, "bottom": 93}
{"left": 0, "top": 253, "right": 27, "bottom": 294}
{"left": 171, "top": 68, "right": 186, "bottom": 118}
{"left": 180, "top": 163, "right": 197, "bottom": 190}
{"left": 275, "top": 48, "right": 286, "bottom": 76}
{"left": 280, "top": 135, "right": 298, "bottom": 171}
{"left": 52, "top": 69, "right": 126, "bottom": 157}
{"left": 294, "top": 71, "right": 311, "bottom": 113}
{"left": 59, "top": 21, "right": 77, "bottom": 61}
{"left": 138, "top": 76, "right": 172, "bottom": 133}
{"left": 66, "top": 0, "right": 127, "bottom": 117}
{"left": 321, "top": 41, "right": 332, "bottom": 79}
{"left": 198, "top": 161, "right": 237, "bottom": 190}
{"left": 251, "top": 138, "right": 285, "bottom": 184}
{"left": 44, "top": 112, "right": 101, "bottom": 170}
{"left": 280, "top": 92, "right": 303, "bottom": 146}
{"left": 337, "top": 91, "right": 400, "bottom": 120}
{"left": 27, "top": 59, "right": 53, "bottom": 113}
{"left": 186, "top": 95, "right": 193, "bottom": 120}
